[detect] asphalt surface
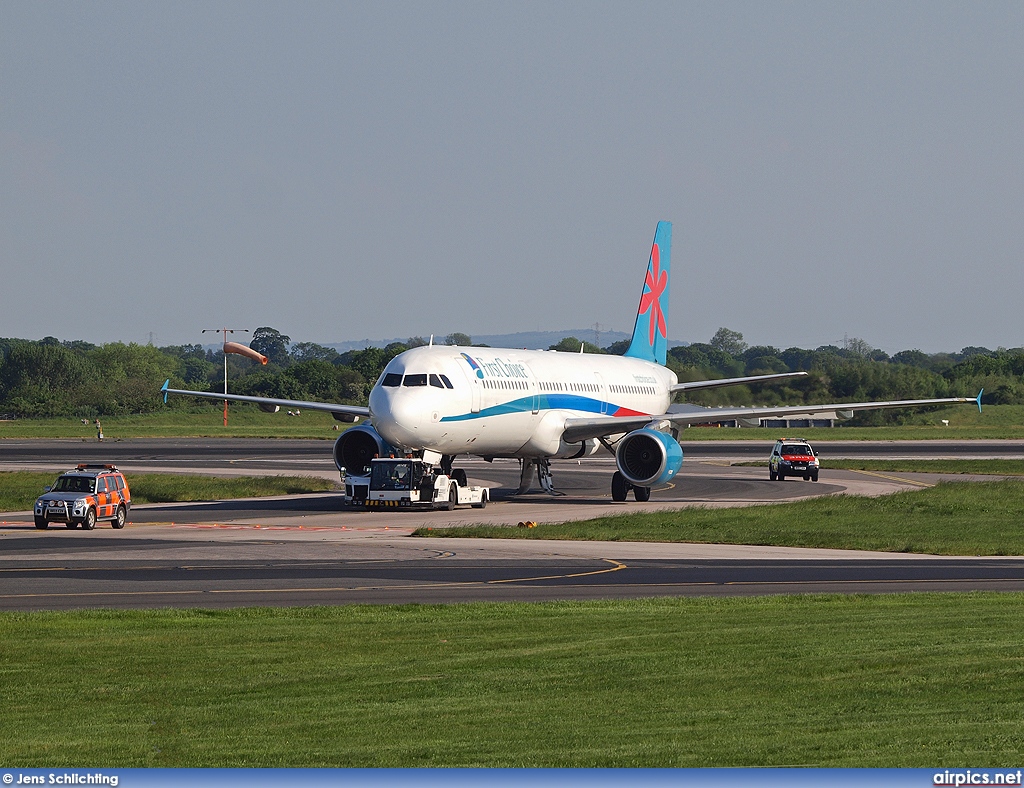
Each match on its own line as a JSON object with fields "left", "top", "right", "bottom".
{"left": 4, "top": 436, "right": 1024, "bottom": 473}
{"left": 1, "top": 438, "right": 1022, "bottom": 610}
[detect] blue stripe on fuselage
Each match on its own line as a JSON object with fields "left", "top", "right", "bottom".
{"left": 439, "top": 393, "right": 610, "bottom": 422}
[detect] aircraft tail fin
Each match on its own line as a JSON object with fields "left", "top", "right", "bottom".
{"left": 624, "top": 221, "right": 672, "bottom": 366}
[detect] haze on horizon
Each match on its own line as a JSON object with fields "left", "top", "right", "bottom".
{"left": 2, "top": 2, "right": 1022, "bottom": 355}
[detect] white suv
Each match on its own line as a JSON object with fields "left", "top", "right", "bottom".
{"left": 769, "top": 438, "right": 819, "bottom": 482}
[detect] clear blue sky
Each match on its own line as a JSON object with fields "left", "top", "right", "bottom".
{"left": 2, "top": 2, "right": 1021, "bottom": 353}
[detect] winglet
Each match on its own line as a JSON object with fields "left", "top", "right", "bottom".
{"left": 976, "top": 388, "right": 984, "bottom": 413}
{"left": 162, "top": 379, "right": 170, "bottom": 404}
{"left": 625, "top": 221, "right": 672, "bottom": 366}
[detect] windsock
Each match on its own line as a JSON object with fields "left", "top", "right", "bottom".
{"left": 224, "top": 341, "right": 268, "bottom": 365}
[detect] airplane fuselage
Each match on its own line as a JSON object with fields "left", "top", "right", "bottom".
{"left": 368, "top": 345, "right": 678, "bottom": 458}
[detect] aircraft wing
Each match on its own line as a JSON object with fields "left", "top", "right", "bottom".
{"left": 160, "top": 381, "right": 370, "bottom": 420}
{"left": 561, "top": 392, "right": 983, "bottom": 444}
{"left": 671, "top": 371, "right": 808, "bottom": 392}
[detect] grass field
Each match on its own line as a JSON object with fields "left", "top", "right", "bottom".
{"left": 1, "top": 402, "right": 1021, "bottom": 439}
{"left": 1, "top": 595, "right": 1022, "bottom": 767}
{"left": 0, "top": 408, "right": 344, "bottom": 439}
{"left": 738, "top": 459, "right": 1024, "bottom": 475}
{"left": 0, "top": 471, "right": 338, "bottom": 512}
{"left": 417, "top": 479, "right": 1024, "bottom": 555}
{"left": 821, "top": 459, "right": 1024, "bottom": 476}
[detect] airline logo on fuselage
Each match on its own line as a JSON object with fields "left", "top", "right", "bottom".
{"left": 461, "top": 353, "right": 528, "bottom": 381}
{"left": 460, "top": 353, "right": 485, "bottom": 379}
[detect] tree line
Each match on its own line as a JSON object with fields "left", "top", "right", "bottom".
{"left": 0, "top": 326, "right": 1018, "bottom": 421}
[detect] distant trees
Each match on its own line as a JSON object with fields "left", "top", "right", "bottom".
{"left": 290, "top": 342, "right": 340, "bottom": 364}
{"left": 709, "top": 327, "right": 747, "bottom": 356}
{"left": 250, "top": 327, "right": 291, "bottom": 366}
{"left": 0, "top": 339, "right": 177, "bottom": 417}
{"left": 1, "top": 327, "right": 1021, "bottom": 419}
{"left": 549, "top": 337, "right": 605, "bottom": 354}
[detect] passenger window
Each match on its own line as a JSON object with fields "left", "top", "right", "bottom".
{"left": 97, "top": 477, "right": 109, "bottom": 492}
{"left": 429, "top": 374, "right": 444, "bottom": 388}
{"left": 403, "top": 374, "right": 428, "bottom": 387}
{"left": 382, "top": 373, "right": 403, "bottom": 387}
{"left": 114, "top": 476, "right": 124, "bottom": 491}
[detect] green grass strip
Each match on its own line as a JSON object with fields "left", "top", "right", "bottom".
{"left": 823, "top": 459, "right": 1024, "bottom": 476}
{"left": 418, "top": 480, "right": 1024, "bottom": 555}
{"left": 0, "top": 471, "right": 337, "bottom": 512}
{"left": 1, "top": 596, "right": 1023, "bottom": 766}
{"left": 738, "top": 459, "right": 1024, "bottom": 475}
{"left": 0, "top": 409, "right": 345, "bottom": 439}
{"left": 1, "top": 402, "right": 1022, "bottom": 438}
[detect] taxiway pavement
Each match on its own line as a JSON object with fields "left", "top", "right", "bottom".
{"left": 1, "top": 439, "right": 1022, "bottom": 610}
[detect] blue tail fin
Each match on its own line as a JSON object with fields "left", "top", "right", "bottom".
{"left": 624, "top": 221, "right": 672, "bottom": 366}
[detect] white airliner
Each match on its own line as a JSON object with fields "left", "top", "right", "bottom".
{"left": 162, "top": 222, "right": 982, "bottom": 501}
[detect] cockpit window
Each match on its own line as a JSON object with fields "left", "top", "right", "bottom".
{"left": 439, "top": 375, "right": 454, "bottom": 389}
{"left": 382, "top": 373, "right": 403, "bottom": 387}
{"left": 429, "top": 374, "right": 444, "bottom": 388}
{"left": 403, "top": 374, "right": 428, "bottom": 387}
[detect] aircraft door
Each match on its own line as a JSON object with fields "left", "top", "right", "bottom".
{"left": 522, "top": 361, "right": 540, "bottom": 414}
{"left": 456, "top": 362, "right": 481, "bottom": 413}
{"left": 594, "top": 372, "right": 608, "bottom": 415}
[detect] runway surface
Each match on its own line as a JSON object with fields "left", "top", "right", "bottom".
{"left": 1, "top": 438, "right": 1022, "bottom": 610}
{"left": 4, "top": 436, "right": 1024, "bottom": 475}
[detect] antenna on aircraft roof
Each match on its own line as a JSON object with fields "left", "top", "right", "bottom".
{"left": 429, "top": 334, "right": 434, "bottom": 346}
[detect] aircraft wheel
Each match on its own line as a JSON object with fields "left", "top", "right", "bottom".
{"left": 611, "top": 471, "right": 629, "bottom": 502}
{"left": 112, "top": 504, "right": 126, "bottom": 529}
{"left": 452, "top": 468, "right": 468, "bottom": 487}
{"left": 81, "top": 508, "right": 96, "bottom": 530}
{"left": 633, "top": 485, "right": 651, "bottom": 502}
{"left": 34, "top": 517, "right": 48, "bottom": 530}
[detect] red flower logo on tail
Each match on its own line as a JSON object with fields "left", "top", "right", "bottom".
{"left": 638, "top": 243, "right": 667, "bottom": 345}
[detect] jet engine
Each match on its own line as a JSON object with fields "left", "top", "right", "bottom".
{"left": 333, "top": 424, "right": 396, "bottom": 475}
{"left": 614, "top": 428, "right": 683, "bottom": 487}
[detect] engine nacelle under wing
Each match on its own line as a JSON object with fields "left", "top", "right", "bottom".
{"left": 333, "top": 424, "right": 397, "bottom": 475}
{"left": 615, "top": 428, "right": 683, "bottom": 487}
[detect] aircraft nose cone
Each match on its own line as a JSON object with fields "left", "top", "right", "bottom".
{"left": 370, "top": 387, "right": 421, "bottom": 447}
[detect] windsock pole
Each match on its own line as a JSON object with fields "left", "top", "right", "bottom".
{"left": 202, "top": 328, "right": 256, "bottom": 426}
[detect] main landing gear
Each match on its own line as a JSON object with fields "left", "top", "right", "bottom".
{"left": 611, "top": 471, "right": 651, "bottom": 502}
{"left": 516, "top": 459, "right": 561, "bottom": 495}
